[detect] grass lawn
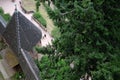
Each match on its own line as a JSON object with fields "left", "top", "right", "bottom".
{"left": 21, "top": 0, "right": 60, "bottom": 38}
{"left": 39, "top": 4, "right": 55, "bottom": 34}
{"left": 39, "top": 3, "right": 61, "bottom": 38}
{"left": 21, "top": 0, "right": 36, "bottom": 12}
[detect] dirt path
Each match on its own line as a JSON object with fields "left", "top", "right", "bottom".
{"left": 0, "top": 0, "right": 53, "bottom": 47}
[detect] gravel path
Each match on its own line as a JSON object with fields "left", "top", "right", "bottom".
{"left": 0, "top": 0, "right": 53, "bottom": 47}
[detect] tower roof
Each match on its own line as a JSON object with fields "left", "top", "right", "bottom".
{"left": 0, "top": 15, "right": 7, "bottom": 35}
{"left": 2, "top": 10, "right": 41, "bottom": 80}
{"left": 3, "top": 11, "right": 42, "bottom": 52}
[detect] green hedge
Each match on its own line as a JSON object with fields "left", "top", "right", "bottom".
{"left": 33, "top": 12, "right": 46, "bottom": 27}
{"left": 2, "top": 13, "right": 11, "bottom": 21}
{"left": 0, "top": 7, "right": 4, "bottom": 15}
{"left": 0, "top": 7, "right": 11, "bottom": 22}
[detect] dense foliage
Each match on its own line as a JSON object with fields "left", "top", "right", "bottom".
{"left": 33, "top": 12, "right": 47, "bottom": 27}
{"left": 35, "top": 0, "right": 40, "bottom": 12}
{"left": 0, "top": 7, "right": 11, "bottom": 22}
{"left": 36, "top": 0, "right": 120, "bottom": 80}
{"left": 11, "top": 72, "right": 25, "bottom": 80}
{"left": 0, "top": 7, "right": 4, "bottom": 14}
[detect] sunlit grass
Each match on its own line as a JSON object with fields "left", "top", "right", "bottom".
{"left": 21, "top": 0, "right": 36, "bottom": 12}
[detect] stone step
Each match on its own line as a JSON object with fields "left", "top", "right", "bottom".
{"left": 1, "top": 59, "right": 15, "bottom": 79}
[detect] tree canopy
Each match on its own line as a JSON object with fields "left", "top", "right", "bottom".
{"left": 36, "top": 0, "right": 120, "bottom": 80}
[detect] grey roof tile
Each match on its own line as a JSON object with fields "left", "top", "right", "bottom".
{"left": 2, "top": 10, "right": 41, "bottom": 80}
{"left": 0, "top": 15, "right": 7, "bottom": 35}
{"left": 3, "top": 11, "right": 42, "bottom": 51}
{"left": 20, "top": 48, "right": 40, "bottom": 80}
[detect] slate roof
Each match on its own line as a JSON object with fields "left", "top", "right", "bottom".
{"left": 20, "top": 49, "right": 40, "bottom": 80}
{"left": 0, "top": 15, "right": 7, "bottom": 35}
{"left": 1, "top": 10, "right": 42, "bottom": 80}
{"left": 3, "top": 11, "right": 42, "bottom": 52}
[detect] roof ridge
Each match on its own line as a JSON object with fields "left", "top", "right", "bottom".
{"left": 2, "top": 9, "right": 42, "bottom": 80}
{"left": 15, "top": 10, "right": 21, "bottom": 53}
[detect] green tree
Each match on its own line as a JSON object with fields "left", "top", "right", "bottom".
{"left": 0, "top": 7, "right": 4, "bottom": 15}
{"left": 36, "top": 0, "right": 120, "bottom": 80}
{"left": 0, "top": 7, "right": 11, "bottom": 22}
{"left": 35, "top": 0, "right": 40, "bottom": 12}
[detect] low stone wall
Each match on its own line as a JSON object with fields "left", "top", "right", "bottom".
{"left": 33, "top": 17, "right": 54, "bottom": 38}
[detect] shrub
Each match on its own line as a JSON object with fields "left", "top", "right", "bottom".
{"left": 51, "top": 26, "right": 60, "bottom": 38}
{"left": 33, "top": 12, "right": 47, "bottom": 27}
{"left": 35, "top": 0, "right": 40, "bottom": 12}
{"left": 35, "top": 45, "right": 54, "bottom": 54}
{"left": 0, "top": 7, "right": 4, "bottom": 15}
{"left": 33, "top": 12, "right": 40, "bottom": 18}
{"left": 0, "top": 7, "right": 11, "bottom": 22}
{"left": 12, "top": 72, "right": 25, "bottom": 80}
{"left": 36, "top": 55, "right": 72, "bottom": 80}
{"left": 2, "top": 13, "right": 11, "bottom": 21}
